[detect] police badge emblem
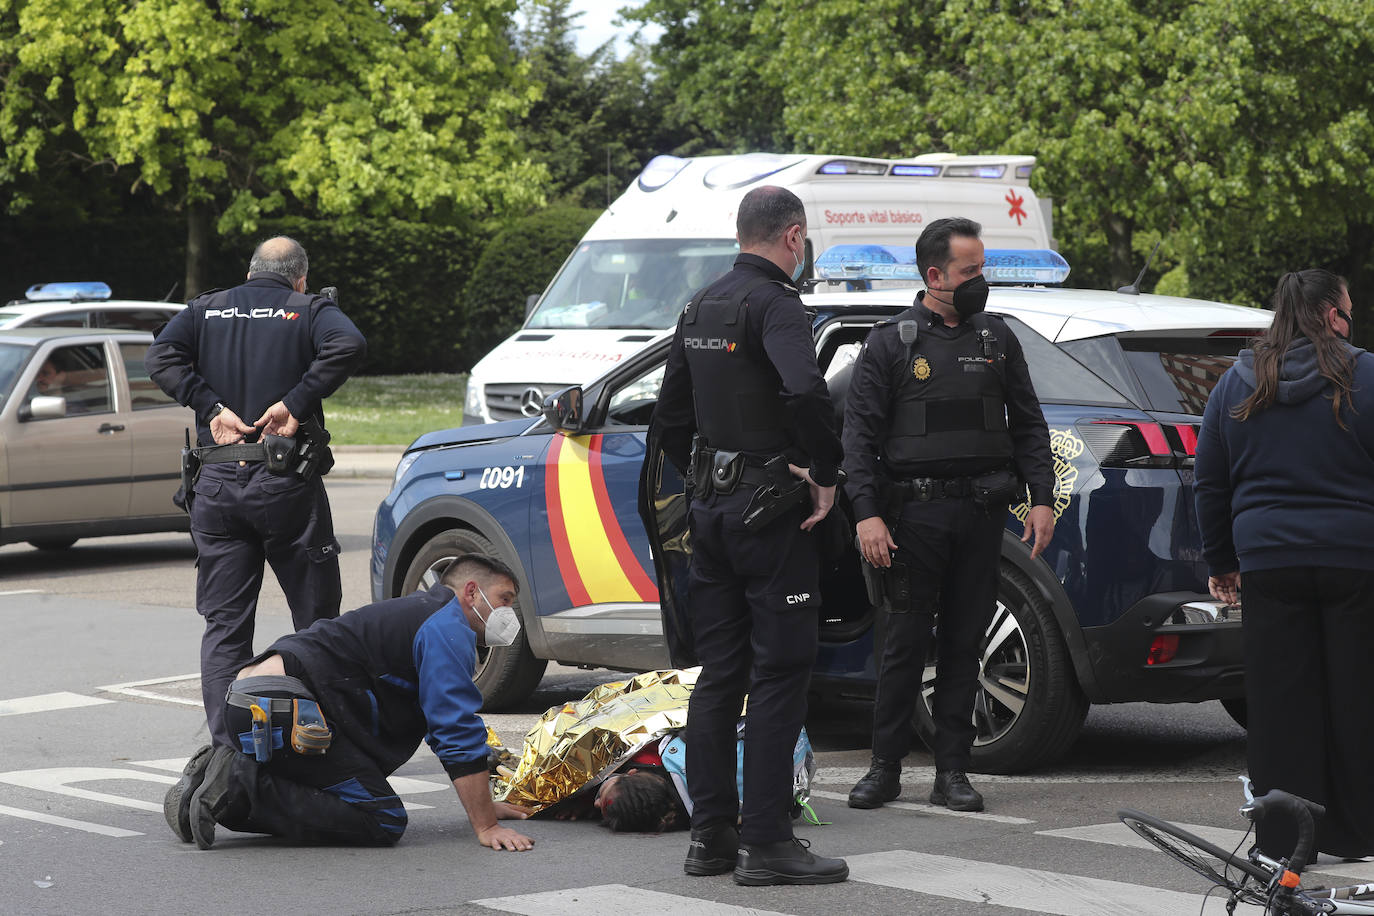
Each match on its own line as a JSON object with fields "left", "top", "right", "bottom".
{"left": 912, "top": 356, "right": 932, "bottom": 380}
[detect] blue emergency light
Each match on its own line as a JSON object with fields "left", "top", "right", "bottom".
{"left": 813, "top": 246, "right": 1071, "bottom": 285}
{"left": 25, "top": 281, "right": 113, "bottom": 301}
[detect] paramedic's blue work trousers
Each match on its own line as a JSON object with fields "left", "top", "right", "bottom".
{"left": 685, "top": 487, "right": 820, "bottom": 846}
{"left": 191, "top": 461, "right": 341, "bottom": 747}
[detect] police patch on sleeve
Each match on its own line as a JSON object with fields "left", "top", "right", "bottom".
{"left": 912, "top": 356, "right": 932, "bottom": 381}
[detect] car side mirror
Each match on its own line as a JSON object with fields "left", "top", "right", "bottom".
{"left": 525, "top": 294, "right": 540, "bottom": 319}
{"left": 543, "top": 386, "right": 583, "bottom": 433}
{"left": 21, "top": 395, "right": 67, "bottom": 421}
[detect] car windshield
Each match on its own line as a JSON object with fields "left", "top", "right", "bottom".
{"left": 527, "top": 239, "right": 738, "bottom": 330}
{"left": 0, "top": 343, "right": 33, "bottom": 405}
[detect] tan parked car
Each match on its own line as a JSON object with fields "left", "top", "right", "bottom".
{"left": 0, "top": 328, "right": 193, "bottom": 550}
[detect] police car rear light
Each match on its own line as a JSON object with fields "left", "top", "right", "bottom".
{"left": 817, "top": 159, "right": 888, "bottom": 176}
{"left": 638, "top": 155, "right": 689, "bottom": 191}
{"left": 943, "top": 165, "right": 1006, "bottom": 179}
{"left": 1146, "top": 634, "right": 1180, "bottom": 665}
{"left": 703, "top": 154, "right": 800, "bottom": 190}
{"left": 25, "top": 281, "right": 112, "bottom": 301}
{"left": 983, "top": 249, "right": 1071, "bottom": 285}
{"left": 1174, "top": 424, "right": 1198, "bottom": 457}
{"left": 891, "top": 164, "right": 942, "bottom": 177}
{"left": 1079, "top": 419, "right": 1176, "bottom": 468}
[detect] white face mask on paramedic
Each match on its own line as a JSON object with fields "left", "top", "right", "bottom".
{"left": 475, "top": 584, "right": 521, "bottom": 648}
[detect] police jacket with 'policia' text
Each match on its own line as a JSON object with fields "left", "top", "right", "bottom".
{"left": 145, "top": 272, "right": 366, "bottom": 446}
{"left": 652, "top": 253, "right": 843, "bottom": 486}
{"left": 267, "top": 583, "right": 490, "bottom": 781}
{"left": 843, "top": 295, "right": 1055, "bottom": 521}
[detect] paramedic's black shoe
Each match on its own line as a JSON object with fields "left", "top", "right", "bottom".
{"left": 189, "top": 746, "right": 237, "bottom": 850}
{"left": 734, "top": 837, "right": 849, "bottom": 885}
{"left": 930, "top": 770, "right": 984, "bottom": 812}
{"left": 847, "top": 756, "right": 901, "bottom": 809}
{"left": 684, "top": 823, "right": 739, "bottom": 876}
{"left": 163, "top": 744, "right": 214, "bottom": 843}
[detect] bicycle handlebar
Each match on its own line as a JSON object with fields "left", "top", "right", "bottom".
{"left": 1242, "top": 789, "right": 1326, "bottom": 876}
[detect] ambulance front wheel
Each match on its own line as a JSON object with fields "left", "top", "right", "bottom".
{"left": 400, "top": 527, "right": 547, "bottom": 710}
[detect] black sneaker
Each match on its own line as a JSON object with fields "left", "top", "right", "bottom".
{"left": 684, "top": 824, "right": 739, "bottom": 876}
{"left": 847, "top": 756, "right": 901, "bottom": 809}
{"left": 163, "top": 744, "right": 215, "bottom": 843}
{"left": 930, "top": 770, "right": 984, "bottom": 812}
{"left": 734, "top": 837, "right": 849, "bottom": 886}
{"left": 189, "top": 746, "right": 238, "bottom": 850}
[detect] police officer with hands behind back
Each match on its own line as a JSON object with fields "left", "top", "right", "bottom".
{"left": 146, "top": 236, "right": 366, "bottom": 750}
{"left": 843, "top": 217, "right": 1055, "bottom": 814}
{"left": 650, "top": 185, "right": 848, "bottom": 886}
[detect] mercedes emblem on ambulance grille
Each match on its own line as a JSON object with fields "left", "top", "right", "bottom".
{"left": 520, "top": 387, "right": 545, "bottom": 417}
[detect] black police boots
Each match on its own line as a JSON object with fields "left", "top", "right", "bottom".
{"left": 734, "top": 837, "right": 849, "bottom": 886}
{"left": 684, "top": 823, "right": 739, "bottom": 876}
{"left": 847, "top": 756, "right": 901, "bottom": 809}
{"left": 930, "top": 770, "right": 984, "bottom": 812}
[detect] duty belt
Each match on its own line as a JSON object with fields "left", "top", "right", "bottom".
{"left": 895, "top": 476, "right": 975, "bottom": 501}
{"left": 200, "top": 443, "right": 269, "bottom": 464}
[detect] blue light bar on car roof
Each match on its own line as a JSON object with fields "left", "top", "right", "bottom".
{"left": 25, "top": 281, "right": 112, "bottom": 301}
{"left": 813, "top": 246, "right": 1071, "bottom": 285}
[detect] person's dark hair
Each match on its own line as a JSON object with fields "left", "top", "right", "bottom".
{"left": 439, "top": 553, "right": 519, "bottom": 594}
{"left": 249, "top": 236, "right": 309, "bottom": 282}
{"left": 736, "top": 186, "right": 806, "bottom": 248}
{"left": 1233, "top": 269, "right": 1355, "bottom": 428}
{"left": 915, "top": 217, "right": 982, "bottom": 278}
{"left": 599, "top": 771, "right": 686, "bottom": 833}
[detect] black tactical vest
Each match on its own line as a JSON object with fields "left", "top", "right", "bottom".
{"left": 882, "top": 314, "right": 1014, "bottom": 473}
{"left": 681, "top": 275, "right": 791, "bottom": 454}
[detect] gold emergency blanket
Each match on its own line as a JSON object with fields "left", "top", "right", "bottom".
{"left": 492, "top": 668, "right": 700, "bottom": 811}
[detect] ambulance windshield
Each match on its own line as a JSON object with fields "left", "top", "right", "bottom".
{"left": 527, "top": 239, "right": 739, "bottom": 330}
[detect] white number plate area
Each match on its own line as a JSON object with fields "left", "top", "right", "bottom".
{"left": 479, "top": 466, "right": 525, "bottom": 489}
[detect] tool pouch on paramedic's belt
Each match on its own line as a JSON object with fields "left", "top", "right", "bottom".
{"left": 971, "top": 468, "right": 1022, "bottom": 509}
{"left": 263, "top": 433, "right": 298, "bottom": 474}
{"left": 709, "top": 449, "right": 745, "bottom": 494}
{"left": 290, "top": 698, "right": 331, "bottom": 755}
{"left": 741, "top": 454, "right": 808, "bottom": 531}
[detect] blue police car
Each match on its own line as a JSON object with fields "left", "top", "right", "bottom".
{"left": 371, "top": 248, "right": 1270, "bottom": 773}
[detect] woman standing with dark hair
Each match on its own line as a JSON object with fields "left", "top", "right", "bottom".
{"left": 1196, "top": 269, "right": 1374, "bottom": 860}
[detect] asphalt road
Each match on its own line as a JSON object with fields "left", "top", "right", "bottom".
{"left": 0, "top": 478, "right": 1354, "bottom": 915}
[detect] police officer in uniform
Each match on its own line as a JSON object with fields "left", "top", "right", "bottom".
{"left": 147, "top": 236, "right": 366, "bottom": 749}
{"left": 651, "top": 185, "right": 848, "bottom": 885}
{"left": 843, "top": 218, "right": 1055, "bottom": 813}
{"left": 162, "top": 554, "right": 534, "bottom": 852}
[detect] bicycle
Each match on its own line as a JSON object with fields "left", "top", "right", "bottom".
{"left": 1119, "top": 777, "right": 1374, "bottom": 914}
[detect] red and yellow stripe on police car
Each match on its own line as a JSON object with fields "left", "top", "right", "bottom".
{"left": 545, "top": 433, "right": 658, "bottom": 606}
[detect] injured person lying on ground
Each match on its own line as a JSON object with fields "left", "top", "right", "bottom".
{"left": 489, "top": 668, "right": 818, "bottom": 832}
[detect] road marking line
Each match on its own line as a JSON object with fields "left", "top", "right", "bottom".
{"left": 0, "top": 804, "right": 140, "bottom": 838}
{"left": 0, "top": 692, "right": 114, "bottom": 717}
{"left": 847, "top": 849, "right": 1263, "bottom": 915}
{"left": 809, "top": 788, "right": 1033, "bottom": 825}
{"left": 0, "top": 767, "right": 174, "bottom": 812}
{"left": 0, "top": 589, "right": 42, "bottom": 596}
{"left": 473, "top": 884, "right": 791, "bottom": 915}
{"left": 816, "top": 765, "right": 1245, "bottom": 785}
{"left": 96, "top": 673, "right": 203, "bottom": 707}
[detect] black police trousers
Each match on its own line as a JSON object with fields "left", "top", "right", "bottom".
{"left": 684, "top": 487, "right": 819, "bottom": 846}
{"left": 191, "top": 462, "right": 342, "bottom": 748}
{"left": 871, "top": 494, "right": 1003, "bottom": 770}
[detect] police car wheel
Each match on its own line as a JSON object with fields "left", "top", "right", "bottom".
{"left": 29, "top": 538, "right": 77, "bottom": 551}
{"left": 400, "top": 527, "right": 547, "bottom": 710}
{"left": 911, "top": 563, "right": 1088, "bottom": 775}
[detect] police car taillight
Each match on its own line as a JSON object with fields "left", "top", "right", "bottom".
{"left": 1078, "top": 419, "right": 1176, "bottom": 468}
{"left": 638, "top": 155, "right": 689, "bottom": 192}
{"left": 703, "top": 154, "right": 801, "bottom": 190}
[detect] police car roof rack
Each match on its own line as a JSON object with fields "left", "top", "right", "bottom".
{"left": 20, "top": 281, "right": 114, "bottom": 303}
{"left": 810, "top": 245, "right": 1070, "bottom": 288}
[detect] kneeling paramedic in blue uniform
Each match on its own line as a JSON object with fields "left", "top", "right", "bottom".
{"left": 843, "top": 217, "right": 1056, "bottom": 813}
{"left": 650, "top": 185, "right": 848, "bottom": 886}
{"left": 146, "top": 236, "right": 366, "bottom": 750}
{"left": 162, "top": 554, "right": 535, "bottom": 852}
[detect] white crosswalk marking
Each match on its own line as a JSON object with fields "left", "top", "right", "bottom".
{"left": 810, "top": 788, "right": 1034, "bottom": 824}
{"left": 472, "top": 884, "right": 791, "bottom": 915}
{"left": 0, "top": 691, "right": 113, "bottom": 716}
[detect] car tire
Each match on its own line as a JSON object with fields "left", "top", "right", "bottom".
{"left": 29, "top": 538, "right": 77, "bottom": 551}
{"left": 911, "top": 563, "right": 1088, "bottom": 774}
{"left": 1220, "top": 697, "right": 1248, "bottom": 730}
{"left": 400, "top": 527, "right": 547, "bottom": 711}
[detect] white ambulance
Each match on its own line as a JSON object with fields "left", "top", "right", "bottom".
{"left": 463, "top": 151, "right": 1054, "bottom": 424}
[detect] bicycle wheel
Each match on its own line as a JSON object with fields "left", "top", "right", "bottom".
{"left": 1119, "top": 809, "right": 1273, "bottom": 904}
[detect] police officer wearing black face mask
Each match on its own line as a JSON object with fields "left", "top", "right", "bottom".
{"left": 147, "top": 236, "right": 366, "bottom": 750}
{"left": 843, "top": 217, "right": 1055, "bottom": 813}
{"left": 651, "top": 185, "right": 848, "bottom": 886}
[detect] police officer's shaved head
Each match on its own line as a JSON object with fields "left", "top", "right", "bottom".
{"left": 737, "top": 186, "right": 806, "bottom": 248}
{"left": 915, "top": 218, "right": 983, "bottom": 277}
{"left": 440, "top": 553, "right": 520, "bottom": 594}
{"left": 249, "top": 236, "right": 309, "bottom": 283}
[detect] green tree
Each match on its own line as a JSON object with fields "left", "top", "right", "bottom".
{"left": 0, "top": 0, "right": 547, "bottom": 297}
